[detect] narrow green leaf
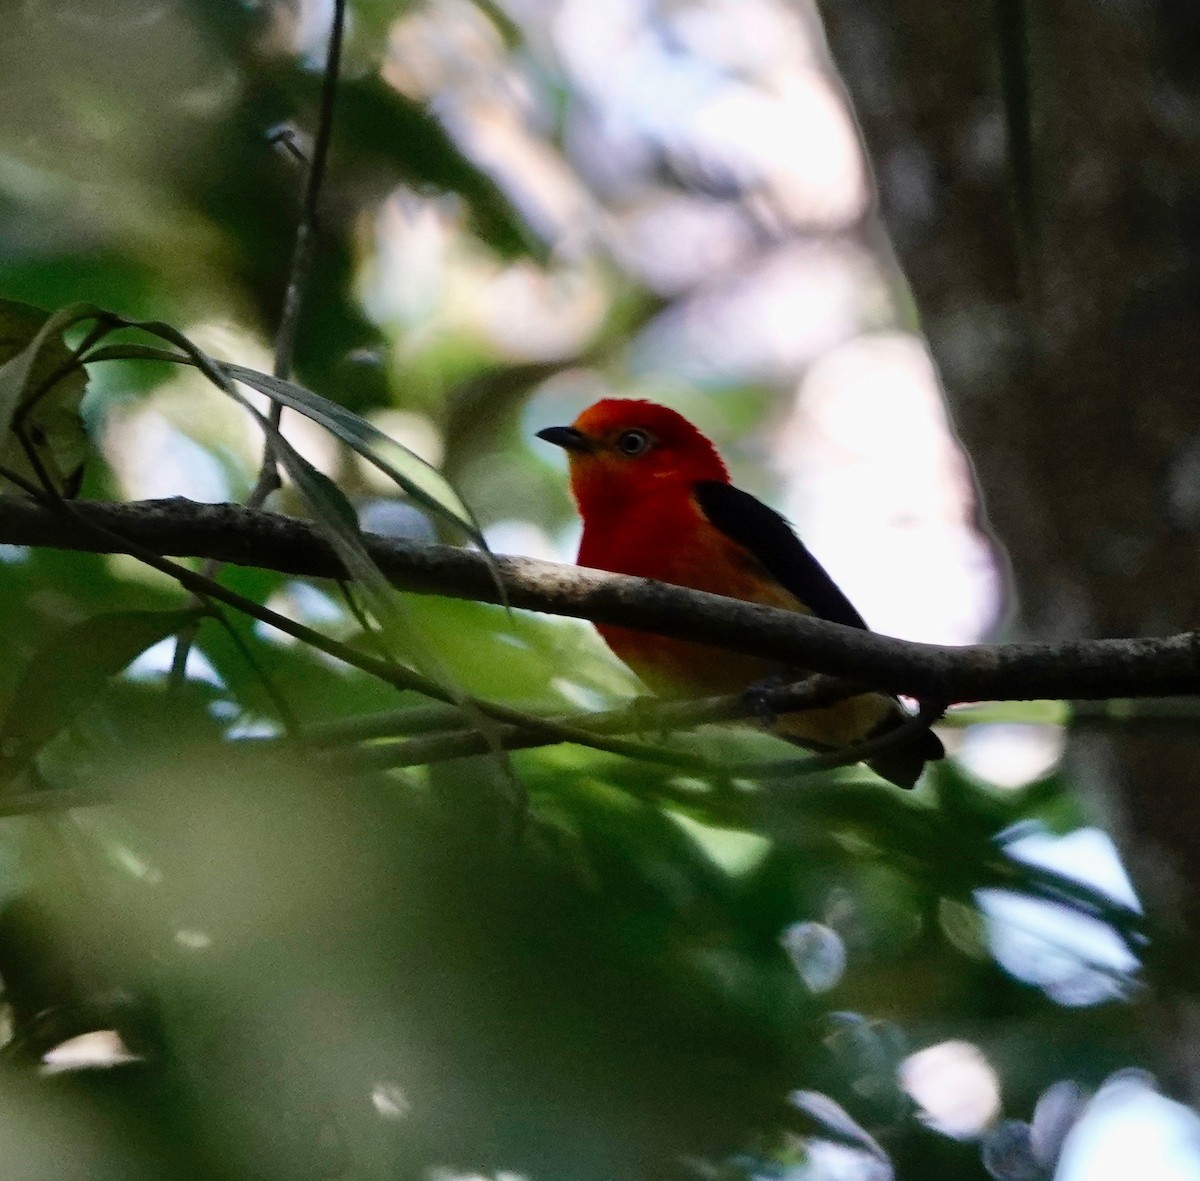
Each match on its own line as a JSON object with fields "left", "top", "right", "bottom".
{"left": 84, "top": 330, "right": 511, "bottom": 773}
{"left": 223, "top": 364, "right": 487, "bottom": 548}
{"left": 85, "top": 343, "right": 490, "bottom": 553}
{"left": 86, "top": 333, "right": 408, "bottom": 628}
{"left": 222, "top": 383, "right": 402, "bottom": 621}
{"left": 0, "top": 607, "right": 200, "bottom": 779}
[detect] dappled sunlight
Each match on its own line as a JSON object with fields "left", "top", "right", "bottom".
{"left": 359, "top": 410, "right": 444, "bottom": 478}
{"left": 958, "top": 723, "right": 1066, "bottom": 789}
{"left": 126, "top": 638, "right": 223, "bottom": 687}
{"left": 41, "top": 1030, "right": 140, "bottom": 1075}
{"left": 780, "top": 920, "right": 846, "bottom": 994}
{"left": 358, "top": 193, "right": 457, "bottom": 331}
{"left": 370, "top": 1080, "right": 412, "bottom": 1120}
{"left": 631, "top": 241, "right": 887, "bottom": 384}
{"left": 780, "top": 331, "right": 1000, "bottom": 644}
{"left": 900, "top": 1040, "right": 1002, "bottom": 1139}
{"left": 173, "top": 928, "right": 214, "bottom": 952}
{"left": 258, "top": 582, "right": 350, "bottom": 647}
{"left": 1056, "top": 1074, "right": 1200, "bottom": 1181}
{"left": 383, "top": 0, "right": 508, "bottom": 97}
{"left": 102, "top": 405, "right": 235, "bottom": 503}
{"left": 361, "top": 192, "right": 608, "bottom": 360}
{"left": 473, "top": 258, "right": 609, "bottom": 360}
{"left": 978, "top": 827, "right": 1142, "bottom": 1007}
{"left": 97, "top": 319, "right": 350, "bottom": 500}
{"left": 610, "top": 192, "right": 759, "bottom": 296}
{"left": 686, "top": 71, "right": 869, "bottom": 227}
{"left": 481, "top": 517, "right": 562, "bottom": 562}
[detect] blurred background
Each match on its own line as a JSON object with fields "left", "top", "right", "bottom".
{"left": 2, "top": 0, "right": 1200, "bottom": 1177}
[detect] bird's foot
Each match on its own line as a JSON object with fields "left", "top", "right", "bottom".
{"left": 741, "top": 674, "right": 792, "bottom": 726}
{"left": 626, "top": 692, "right": 668, "bottom": 740}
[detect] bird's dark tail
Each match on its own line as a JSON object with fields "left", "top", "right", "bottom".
{"left": 869, "top": 724, "right": 944, "bottom": 789}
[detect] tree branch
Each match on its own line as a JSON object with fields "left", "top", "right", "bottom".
{"left": 251, "top": 0, "right": 347, "bottom": 505}
{"left": 3, "top": 496, "right": 1200, "bottom": 703}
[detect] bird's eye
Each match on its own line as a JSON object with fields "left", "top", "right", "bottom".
{"left": 616, "top": 428, "right": 652, "bottom": 456}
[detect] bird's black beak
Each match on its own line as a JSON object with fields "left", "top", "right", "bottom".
{"left": 536, "top": 425, "right": 594, "bottom": 453}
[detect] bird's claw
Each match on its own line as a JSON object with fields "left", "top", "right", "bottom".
{"left": 742, "top": 674, "right": 791, "bottom": 725}
{"left": 627, "top": 692, "right": 667, "bottom": 740}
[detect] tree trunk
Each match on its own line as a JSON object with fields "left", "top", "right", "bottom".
{"left": 820, "top": 0, "right": 1200, "bottom": 1091}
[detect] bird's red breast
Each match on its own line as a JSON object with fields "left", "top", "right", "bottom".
{"left": 579, "top": 478, "right": 799, "bottom": 694}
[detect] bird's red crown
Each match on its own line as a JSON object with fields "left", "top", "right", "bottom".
{"left": 554, "top": 399, "right": 729, "bottom": 518}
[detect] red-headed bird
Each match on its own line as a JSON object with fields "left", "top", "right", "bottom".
{"left": 537, "top": 399, "right": 943, "bottom": 788}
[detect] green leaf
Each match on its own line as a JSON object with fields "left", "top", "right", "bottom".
{"left": 0, "top": 300, "right": 107, "bottom": 497}
{"left": 85, "top": 343, "right": 490, "bottom": 552}
{"left": 362, "top": 596, "right": 630, "bottom": 709}
{"left": 203, "top": 375, "right": 411, "bottom": 637}
{"left": 80, "top": 326, "right": 402, "bottom": 622}
{"left": 0, "top": 607, "right": 200, "bottom": 780}
{"left": 85, "top": 333, "right": 450, "bottom": 691}
{"left": 222, "top": 363, "right": 488, "bottom": 548}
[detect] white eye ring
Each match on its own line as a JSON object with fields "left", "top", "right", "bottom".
{"left": 616, "top": 428, "right": 652, "bottom": 456}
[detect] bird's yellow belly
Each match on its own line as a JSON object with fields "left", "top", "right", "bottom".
{"left": 597, "top": 622, "right": 893, "bottom": 751}
{"left": 598, "top": 623, "right": 775, "bottom": 696}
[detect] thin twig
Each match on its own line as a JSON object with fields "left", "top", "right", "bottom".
{"left": 316, "top": 680, "right": 927, "bottom": 780}
{"left": 250, "top": 0, "right": 347, "bottom": 507}
{"left": 174, "top": 1, "right": 346, "bottom": 681}
{"left": 268, "top": 125, "right": 310, "bottom": 167}
{"left": 334, "top": 718, "right": 712, "bottom": 774}
{"left": 302, "top": 675, "right": 855, "bottom": 746}
{"left": 0, "top": 464, "right": 46, "bottom": 498}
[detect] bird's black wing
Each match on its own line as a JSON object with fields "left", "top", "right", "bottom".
{"left": 695, "top": 480, "right": 943, "bottom": 787}
{"left": 693, "top": 480, "right": 869, "bottom": 631}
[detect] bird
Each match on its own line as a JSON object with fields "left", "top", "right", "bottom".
{"left": 536, "top": 398, "right": 944, "bottom": 788}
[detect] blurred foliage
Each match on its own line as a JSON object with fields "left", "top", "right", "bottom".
{"left": 0, "top": 1, "right": 1174, "bottom": 1180}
